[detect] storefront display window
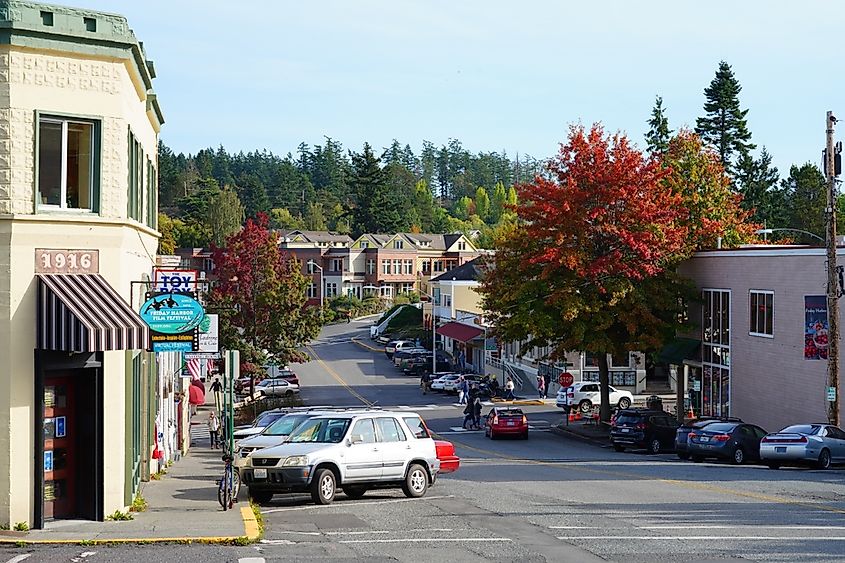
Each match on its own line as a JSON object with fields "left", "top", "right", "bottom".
{"left": 701, "top": 289, "right": 731, "bottom": 417}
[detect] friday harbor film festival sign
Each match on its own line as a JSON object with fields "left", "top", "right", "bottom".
{"left": 139, "top": 292, "right": 206, "bottom": 352}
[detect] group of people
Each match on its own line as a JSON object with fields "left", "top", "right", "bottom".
{"left": 460, "top": 378, "right": 484, "bottom": 430}
{"left": 536, "top": 373, "right": 552, "bottom": 400}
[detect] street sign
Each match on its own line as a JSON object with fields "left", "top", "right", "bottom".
{"left": 828, "top": 386, "right": 837, "bottom": 402}
{"left": 153, "top": 269, "right": 198, "bottom": 293}
{"left": 558, "top": 372, "right": 574, "bottom": 388}
{"left": 198, "top": 313, "right": 219, "bottom": 353}
{"left": 140, "top": 293, "right": 205, "bottom": 334}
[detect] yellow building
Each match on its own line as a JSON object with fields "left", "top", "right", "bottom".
{"left": 0, "top": 1, "right": 163, "bottom": 527}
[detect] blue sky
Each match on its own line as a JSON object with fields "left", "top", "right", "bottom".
{"left": 84, "top": 1, "right": 841, "bottom": 174}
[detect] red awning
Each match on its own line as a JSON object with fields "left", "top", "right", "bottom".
{"left": 436, "top": 321, "right": 483, "bottom": 343}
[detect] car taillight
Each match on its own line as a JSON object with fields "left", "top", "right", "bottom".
{"left": 713, "top": 434, "right": 731, "bottom": 442}
{"left": 492, "top": 416, "right": 499, "bottom": 425}
{"left": 688, "top": 431, "right": 697, "bottom": 439}
{"left": 635, "top": 423, "right": 646, "bottom": 430}
{"left": 522, "top": 416, "right": 528, "bottom": 424}
{"left": 568, "top": 392, "right": 573, "bottom": 398}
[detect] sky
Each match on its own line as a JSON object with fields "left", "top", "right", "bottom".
{"left": 79, "top": 1, "right": 843, "bottom": 174}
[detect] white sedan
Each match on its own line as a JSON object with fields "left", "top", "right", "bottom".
{"left": 254, "top": 378, "right": 300, "bottom": 398}
{"left": 431, "top": 374, "right": 461, "bottom": 392}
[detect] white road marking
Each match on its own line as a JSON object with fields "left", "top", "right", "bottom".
{"left": 557, "top": 536, "right": 845, "bottom": 541}
{"left": 260, "top": 495, "right": 455, "bottom": 514}
{"left": 643, "top": 525, "right": 845, "bottom": 530}
{"left": 259, "top": 540, "right": 296, "bottom": 545}
{"left": 238, "top": 557, "right": 267, "bottom": 562}
{"left": 339, "top": 537, "right": 512, "bottom": 544}
{"left": 70, "top": 553, "right": 96, "bottom": 563}
{"left": 5, "top": 555, "right": 32, "bottom": 563}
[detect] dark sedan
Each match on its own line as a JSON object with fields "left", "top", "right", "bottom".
{"left": 688, "top": 422, "right": 768, "bottom": 464}
{"left": 675, "top": 417, "right": 743, "bottom": 460}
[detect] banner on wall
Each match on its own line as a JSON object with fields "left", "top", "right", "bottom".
{"left": 804, "top": 295, "right": 829, "bottom": 360}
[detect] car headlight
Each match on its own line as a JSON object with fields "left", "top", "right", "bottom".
{"left": 282, "top": 456, "right": 309, "bottom": 467}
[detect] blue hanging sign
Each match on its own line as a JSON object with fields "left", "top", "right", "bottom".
{"left": 140, "top": 293, "right": 205, "bottom": 334}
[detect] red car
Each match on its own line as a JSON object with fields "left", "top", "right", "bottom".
{"left": 485, "top": 407, "right": 529, "bottom": 439}
{"left": 435, "top": 440, "right": 460, "bottom": 474}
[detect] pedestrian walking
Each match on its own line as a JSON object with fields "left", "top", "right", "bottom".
{"left": 210, "top": 376, "right": 223, "bottom": 413}
{"left": 458, "top": 377, "right": 468, "bottom": 405}
{"left": 537, "top": 375, "right": 546, "bottom": 400}
{"left": 420, "top": 370, "right": 432, "bottom": 395}
{"left": 543, "top": 373, "right": 552, "bottom": 399}
{"left": 504, "top": 376, "right": 515, "bottom": 400}
{"left": 346, "top": 310, "right": 352, "bottom": 323}
{"left": 462, "top": 399, "right": 474, "bottom": 429}
{"left": 207, "top": 411, "right": 220, "bottom": 449}
{"left": 472, "top": 395, "right": 483, "bottom": 429}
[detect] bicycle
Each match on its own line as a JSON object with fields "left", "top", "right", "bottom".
{"left": 217, "top": 445, "right": 240, "bottom": 510}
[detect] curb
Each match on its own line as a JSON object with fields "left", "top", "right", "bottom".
{"left": 351, "top": 337, "right": 385, "bottom": 353}
{"left": 550, "top": 423, "right": 610, "bottom": 447}
{"left": 241, "top": 505, "right": 260, "bottom": 541}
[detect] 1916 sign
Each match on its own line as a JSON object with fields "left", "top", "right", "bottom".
{"left": 35, "top": 249, "right": 99, "bottom": 274}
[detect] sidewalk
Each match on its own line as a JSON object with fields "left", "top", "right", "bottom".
{"left": 551, "top": 419, "right": 611, "bottom": 446}
{"left": 5, "top": 405, "right": 258, "bottom": 545}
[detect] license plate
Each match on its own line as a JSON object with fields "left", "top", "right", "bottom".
{"left": 699, "top": 437, "right": 709, "bottom": 442}
{"left": 621, "top": 428, "right": 630, "bottom": 433}
{"left": 775, "top": 447, "right": 786, "bottom": 453}
{"left": 253, "top": 468, "right": 267, "bottom": 479}
{"left": 507, "top": 420, "right": 514, "bottom": 426}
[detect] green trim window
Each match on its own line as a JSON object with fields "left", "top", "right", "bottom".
{"left": 127, "top": 129, "right": 144, "bottom": 222}
{"left": 37, "top": 114, "right": 101, "bottom": 212}
{"left": 146, "top": 158, "right": 157, "bottom": 229}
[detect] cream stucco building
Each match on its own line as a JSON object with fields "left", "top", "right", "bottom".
{"left": 0, "top": 1, "right": 164, "bottom": 527}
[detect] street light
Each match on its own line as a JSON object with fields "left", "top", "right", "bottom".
{"left": 307, "top": 260, "right": 324, "bottom": 309}
{"left": 755, "top": 228, "right": 825, "bottom": 243}
{"left": 420, "top": 288, "right": 438, "bottom": 377}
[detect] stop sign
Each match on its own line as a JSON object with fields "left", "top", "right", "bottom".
{"left": 558, "top": 372, "right": 574, "bottom": 387}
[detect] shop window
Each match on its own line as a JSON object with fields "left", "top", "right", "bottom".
{"left": 38, "top": 116, "right": 100, "bottom": 212}
{"left": 749, "top": 290, "right": 774, "bottom": 337}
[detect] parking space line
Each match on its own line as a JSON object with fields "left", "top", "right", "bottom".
{"left": 642, "top": 525, "right": 845, "bottom": 530}
{"left": 557, "top": 536, "right": 845, "bottom": 541}
{"left": 5, "top": 556, "right": 32, "bottom": 563}
{"left": 338, "top": 537, "right": 512, "bottom": 544}
{"left": 261, "top": 495, "right": 455, "bottom": 514}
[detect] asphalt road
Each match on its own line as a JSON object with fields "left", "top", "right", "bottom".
{"left": 6, "top": 319, "right": 845, "bottom": 562}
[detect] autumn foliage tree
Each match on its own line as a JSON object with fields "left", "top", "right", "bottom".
{"left": 209, "top": 214, "right": 322, "bottom": 380}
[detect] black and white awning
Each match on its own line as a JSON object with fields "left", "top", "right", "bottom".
{"left": 37, "top": 274, "right": 149, "bottom": 352}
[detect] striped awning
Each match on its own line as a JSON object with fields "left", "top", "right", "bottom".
{"left": 37, "top": 274, "right": 149, "bottom": 352}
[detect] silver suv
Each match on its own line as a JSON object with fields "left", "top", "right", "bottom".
{"left": 241, "top": 411, "right": 440, "bottom": 505}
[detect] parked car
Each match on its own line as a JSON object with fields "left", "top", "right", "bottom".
{"left": 268, "top": 370, "right": 299, "bottom": 386}
{"left": 611, "top": 409, "right": 680, "bottom": 454}
{"left": 561, "top": 382, "right": 634, "bottom": 414}
{"left": 687, "top": 422, "right": 768, "bottom": 464}
{"left": 240, "top": 411, "right": 440, "bottom": 505}
{"left": 675, "top": 417, "right": 743, "bottom": 460}
{"left": 405, "top": 360, "right": 453, "bottom": 376}
{"left": 255, "top": 378, "right": 300, "bottom": 397}
{"left": 435, "top": 440, "right": 460, "bottom": 473}
{"left": 760, "top": 424, "right": 845, "bottom": 470}
{"left": 385, "top": 340, "right": 417, "bottom": 359}
{"left": 484, "top": 407, "right": 529, "bottom": 440}
{"left": 443, "top": 374, "right": 484, "bottom": 393}
{"left": 431, "top": 374, "right": 461, "bottom": 391}
{"left": 233, "top": 409, "right": 289, "bottom": 441}
{"left": 393, "top": 348, "right": 429, "bottom": 368}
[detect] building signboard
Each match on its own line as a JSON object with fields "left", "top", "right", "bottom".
{"left": 35, "top": 249, "right": 99, "bottom": 274}
{"left": 197, "top": 313, "right": 219, "bottom": 353}
{"left": 153, "top": 268, "right": 199, "bottom": 293}
{"left": 804, "top": 295, "right": 829, "bottom": 360}
{"left": 140, "top": 292, "right": 205, "bottom": 353}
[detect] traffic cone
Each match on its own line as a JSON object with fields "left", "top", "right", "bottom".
{"left": 687, "top": 406, "right": 695, "bottom": 420}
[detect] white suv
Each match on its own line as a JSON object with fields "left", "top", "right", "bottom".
{"left": 385, "top": 340, "right": 417, "bottom": 359}
{"left": 557, "top": 381, "right": 633, "bottom": 413}
{"left": 241, "top": 411, "right": 440, "bottom": 505}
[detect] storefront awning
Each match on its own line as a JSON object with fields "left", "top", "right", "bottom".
{"left": 37, "top": 274, "right": 149, "bottom": 352}
{"left": 657, "top": 337, "right": 701, "bottom": 365}
{"left": 436, "top": 321, "right": 483, "bottom": 343}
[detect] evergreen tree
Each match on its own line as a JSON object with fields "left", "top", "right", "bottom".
{"left": 695, "top": 61, "right": 755, "bottom": 173}
{"left": 475, "top": 186, "right": 491, "bottom": 222}
{"left": 238, "top": 173, "right": 271, "bottom": 219}
{"left": 207, "top": 188, "right": 244, "bottom": 247}
{"left": 453, "top": 196, "right": 474, "bottom": 220}
{"left": 783, "top": 163, "right": 826, "bottom": 244}
{"left": 304, "top": 202, "right": 327, "bottom": 231}
{"left": 351, "top": 143, "right": 405, "bottom": 235}
{"left": 645, "top": 96, "right": 672, "bottom": 155}
{"left": 735, "top": 148, "right": 782, "bottom": 227}
{"left": 491, "top": 181, "right": 508, "bottom": 223}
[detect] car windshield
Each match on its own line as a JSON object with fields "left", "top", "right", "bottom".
{"left": 254, "top": 411, "right": 284, "bottom": 427}
{"left": 287, "top": 418, "right": 351, "bottom": 443}
{"left": 702, "top": 422, "right": 739, "bottom": 433}
{"left": 615, "top": 414, "right": 645, "bottom": 425}
{"left": 780, "top": 425, "right": 822, "bottom": 435}
{"left": 264, "top": 414, "right": 313, "bottom": 436}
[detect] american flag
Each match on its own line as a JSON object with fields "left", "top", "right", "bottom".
{"left": 187, "top": 357, "right": 201, "bottom": 380}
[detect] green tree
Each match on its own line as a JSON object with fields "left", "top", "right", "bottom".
{"left": 157, "top": 213, "right": 177, "bottom": 254}
{"left": 783, "top": 163, "right": 826, "bottom": 243}
{"left": 695, "top": 60, "right": 755, "bottom": 173}
{"left": 475, "top": 186, "right": 491, "bottom": 222}
{"left": 238, "top": 173, "right": 271, "bottom": 219}
{"left": 351, "top": 143, "right": 406, "bottom": 234}
{"left": 269, "top": 208, "right": 305, "bottom": 230}
{"left": 735, "top": 148, "right": 783, "bottom": 227}
{"left": 304, "top": 202, "right": 327, "bottom": 231}
{"left": 491, "top": 181, "right": 508, "bottom": 222}
{"left": 453, "top": 196, "right": 474, "bottom": 221}
{"left": 645, "top": 95, "right": 672, "bottom": 155}
{"left": 410, "top": 180, "right": 436, "bottom": 231}
{"left": 207, "top": 188, "right": 244, "bottom": 247}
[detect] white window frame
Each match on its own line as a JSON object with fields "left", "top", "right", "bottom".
{"left": 331, "top": 258, "right": 344, "bottom": 272}
{"left": 325, "top": 282, "right": 338, "bottom": 298}
{"left": 38, "top": 116, "right": 96, "bottom": 212}
{"left": 749, "top": 289, "right": 774, "bottom": 338}
{"left": 307, "top": 283, "right": 317, "bottom": 298}
{"left": 367, "top": 259, "right": 376, "bottom": 275}
{"left": 394, "top": 240, "right": 404, "bottom": 249}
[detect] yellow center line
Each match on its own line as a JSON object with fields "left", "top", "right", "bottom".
{"left": 306, "top": 344, "right": 374, "bottom": 407}
{"left": 435, "top": 433, "right": 845, "bottom": 516}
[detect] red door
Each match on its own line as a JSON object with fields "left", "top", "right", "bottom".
{"left": 43, "top": 376, "right": 76, "bottom": 520}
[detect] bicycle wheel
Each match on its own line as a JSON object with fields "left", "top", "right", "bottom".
{"left": 218, "top": 465, "right": 232, "bottom": 510}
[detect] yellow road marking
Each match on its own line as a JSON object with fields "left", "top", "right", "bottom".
{"left": 306, "top": 344, "right": 373, "bottom": 406}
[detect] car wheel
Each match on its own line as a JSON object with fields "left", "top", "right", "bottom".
{"left": 613, "top": 444, "right": 625, "bottom": 452}
{"left": 285, "top": 390, "right": 293, "bottom": 397}
{"left": 649, "top": 439, "right": 661, "bottom": 455}
{"left": 816, "top": 449, "right": 832, "bottom": 470}
{"left": 402, "top": 464, "right": 429, "bottom": 498}
{"left": 248, "top": 490, "right": 273, "bottom": 505}
{"left": 617, "top": 397, "right": 631, "bottom": 409}
{"left": 521, "top": 431, "right": 529, "bottom": 440}
{"left": 310, "top": 468, "right": 336, "bottom": 505}
{"left": 342, "top": 486, "right": 367, "bottom": 499}
{"left": 731, "top": 447, "right": 745, "bottom": 465}
{"left": 691, "top": 455, "right": 703, "bottom": 463}
{"left": 490, "top": 430, "right": 497, "bottom": 440}
{"left": 578, "top": 400, "right": 592, "bottom": 414}
{"left": 767, "top": 463, "right": 781, "bottom": 470}
{"left": 677, "top": 452, "right": 689, "bottom": 460}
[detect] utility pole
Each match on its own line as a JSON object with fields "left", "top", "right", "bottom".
{"left": 825, "top": 110, "right": 840, "bottom": 427}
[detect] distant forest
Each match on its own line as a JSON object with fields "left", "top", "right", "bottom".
{"left": 157, "top": 138, "right": 540, "bottom": 250}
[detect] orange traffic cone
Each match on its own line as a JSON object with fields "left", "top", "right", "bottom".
{"left": 687, "top": 406, "right": 695, "bottom": 420}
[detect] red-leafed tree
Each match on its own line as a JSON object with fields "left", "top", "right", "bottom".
{"left": 209, "top": 214, "right": 321, "bottom": 388}
{"left": 481, "top": 125, "right": 696, "bottom": 422}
